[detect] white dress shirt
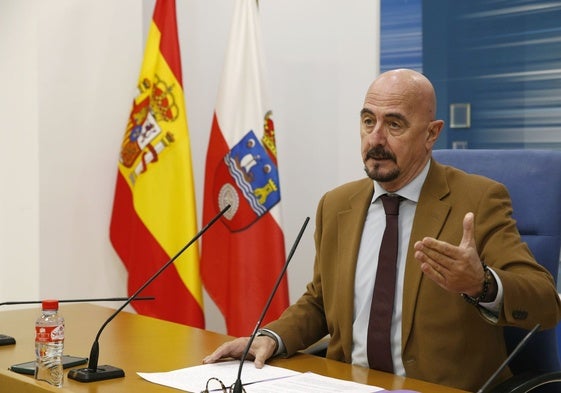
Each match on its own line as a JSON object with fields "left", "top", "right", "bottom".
{"left": 351, "top": 160, "right": 429, "bottom": 374}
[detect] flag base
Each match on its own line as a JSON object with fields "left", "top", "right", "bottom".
{"left": 67, "top": 365, "right": 125, "bottom": 382}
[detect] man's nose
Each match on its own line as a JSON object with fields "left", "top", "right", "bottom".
{"left": 367, "top": 124, "right": 387, "bottom": 145}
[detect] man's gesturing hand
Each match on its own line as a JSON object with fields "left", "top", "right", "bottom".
{"left": 413, "top": 212, "right": 485, "bottom": 297}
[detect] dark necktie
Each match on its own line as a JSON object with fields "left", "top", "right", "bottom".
{"left": 367, "top": 193, "right": 402, "bottom": 373}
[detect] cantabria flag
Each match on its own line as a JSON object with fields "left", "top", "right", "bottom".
{"left": 201, "top": 0, "right": 289, "bottom": 336}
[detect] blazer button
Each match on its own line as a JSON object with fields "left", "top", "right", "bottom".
{"left": 512, "top": 310, "right": 528, "bottom": 320}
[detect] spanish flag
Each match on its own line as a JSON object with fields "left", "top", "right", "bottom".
{"left": 201, "top": 0, "right": 289, "bottom": 336}
{"left": 109, "top": 0, "right": 204, "bottom": 327}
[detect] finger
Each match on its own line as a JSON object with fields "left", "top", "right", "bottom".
{"left": 202, "top": 339, "right": 246, "bottom": 364}
{"left": 415, "top": 247, "right": 443, "bottom": 277}
{"left": 250, "top": 336, "right": 276, "bottom": 369}
{"left": 418, "top": 236, "right": 456, "bottom": 258}
{"left": 254, "top": 355, "right": 266, "bottom": 369}
{"left": 414, "top": 240, "right": 454, "bottom": 273}
{"left": 202, "top": 346, "right": 228, "bottom": 364}
{"left": 414, "top": 243, "right": 451, "bottom": 287}
{"left": 417, "top": 255, "right": 447, "bottom": 287}
{"left": 459, "top": 212, "right": 475, "bottom": 249}
{"left": 202, "top": 351, "right": 221, "bottom": 364}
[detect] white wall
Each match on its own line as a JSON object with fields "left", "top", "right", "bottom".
{"left": 0, "top": 0, "right": 379, "bottom": 334}
{"left": 0, "top": 1, "right": 41, "bottom": 305}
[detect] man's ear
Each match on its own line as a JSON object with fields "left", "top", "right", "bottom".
{"left": 426, "top": 120, "right": 444, "bottom": 148}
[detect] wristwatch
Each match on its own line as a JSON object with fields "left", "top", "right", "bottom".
{"left": 461, "top": 262, "right": 492, "bottom": 306}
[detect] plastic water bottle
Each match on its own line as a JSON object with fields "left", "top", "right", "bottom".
{"left": 34, "top": 299, "right": 65, "bottom": 387}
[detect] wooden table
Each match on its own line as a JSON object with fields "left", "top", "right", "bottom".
{"left": 0, "top": 304, "right": 468, "bottom": 392}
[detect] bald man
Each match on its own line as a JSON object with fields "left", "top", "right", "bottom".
{"left": 203, "top": 69, "right": 561, "bottom": 391}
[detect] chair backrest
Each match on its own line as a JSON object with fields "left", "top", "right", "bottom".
{"left": 432, "top": 149, "right": 561, "bottom": 376}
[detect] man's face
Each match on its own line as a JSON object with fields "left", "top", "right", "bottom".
{"left": 360, "top": 74, "right": 440, "bottom": 192}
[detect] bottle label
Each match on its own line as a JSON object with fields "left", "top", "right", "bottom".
{"left": 35, "top": 325, "right": 64, "bottom": 343}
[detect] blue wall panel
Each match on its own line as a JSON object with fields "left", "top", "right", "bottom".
{"left": 381, "top": 0, "right": 561, "bottom": 150}
{"left": 380, "top": 0, "right": 423, "bottom": 73}
{"left": 423, "top": 0, "right": 561, "bottom": 149}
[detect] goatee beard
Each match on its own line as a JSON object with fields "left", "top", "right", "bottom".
{"left": 364, "top": 165, "right": 400, "bottom": 182}
{"left": 364, "top": 146, "right": 399, "bottom": 181}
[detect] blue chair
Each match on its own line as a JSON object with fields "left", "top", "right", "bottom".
{"left": 433, "top": 149, "right": 561, "bottom": 393}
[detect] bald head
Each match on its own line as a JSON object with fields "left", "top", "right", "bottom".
{"left": 366, "top": 69, "right": 438, "bottom": 122}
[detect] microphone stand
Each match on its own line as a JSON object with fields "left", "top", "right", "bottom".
{"left": 0, "top": 296, "right": 154, "bottom": 307}
{"left": 232, "top": 217, "right": 310, "bottom": 393}
{"left": 0, "top": 297, "right": 154, "bottom": 346}
{"left": 68, "top": 204, "right": 230, "bottom": 382}
{"left": 477, "top": 324, "right": 541, "bottom": 393}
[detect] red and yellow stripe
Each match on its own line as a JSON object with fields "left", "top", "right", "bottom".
{"left": 110, "top": 0, "right": 203, "bottom": 327}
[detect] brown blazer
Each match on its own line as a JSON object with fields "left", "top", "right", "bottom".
{"left": 265, "top": 159, "right": 561, "bottom": 392}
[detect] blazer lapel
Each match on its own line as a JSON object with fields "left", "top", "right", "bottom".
{"left": 401, "top": 160, "right": 451, "bottom": 350}
{"left": 336, "top": 179, "right": 374, "bottom": 361}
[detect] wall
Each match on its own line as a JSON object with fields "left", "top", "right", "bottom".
{"left": 0, "top": 0, "right": 379, "bottom": 334}
{"left": 423, "top": 0, "right": 561, "bottom": 150}
{"left": 0, "top": 1, "right": 41, "bottom": 305}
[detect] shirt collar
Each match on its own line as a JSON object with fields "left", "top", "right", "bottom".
{"left": 372, "top": 159, "right": 431, "bottom": 203}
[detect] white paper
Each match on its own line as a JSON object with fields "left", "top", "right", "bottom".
{"left": 137, "top": 360, "right": 300, "bottom": 392}
{"left": 244, "top": 372, "right": 385, "bottom": 393}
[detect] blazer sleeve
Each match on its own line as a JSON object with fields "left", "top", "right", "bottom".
{"left": 264, "top": 192, "right": 330, "bottom": 356}
{"left": 473, "top": 180, "right": 561, "bottom": 329}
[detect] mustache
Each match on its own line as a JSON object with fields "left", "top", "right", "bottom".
{"left": 365, "top": 146, "right": 396, "bottom": 162}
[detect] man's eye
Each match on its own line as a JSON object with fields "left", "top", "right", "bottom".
{"left": 363, "top": 117, "right": 375, "bottom": 126}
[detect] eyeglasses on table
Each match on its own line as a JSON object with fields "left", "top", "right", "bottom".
{"left": 201, "top": 377, "right": 247, "bottom": 393}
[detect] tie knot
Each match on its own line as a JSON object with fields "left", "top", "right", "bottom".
{"left": 380, "top": 194, "right": 402, "bottom": 216}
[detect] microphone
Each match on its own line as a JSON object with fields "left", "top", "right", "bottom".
{"left": 0, "top": 296, "right": 154, "bottom": 346}
{"left": 477, "top": 324, "right": 541, "bottom": 393}
{"left": 67, "top": 204, "right": 230, "bottom": 382}
{"left": 232, "top": 216, "right": 310, "bottom": 393}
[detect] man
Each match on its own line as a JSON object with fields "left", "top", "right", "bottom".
{"left": 203, "top": 69, "right": 561, "bottom": 391}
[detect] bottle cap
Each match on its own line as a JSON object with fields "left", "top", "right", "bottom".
{"left": 42, "top": 299, "right": 59, "bottom": 310}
